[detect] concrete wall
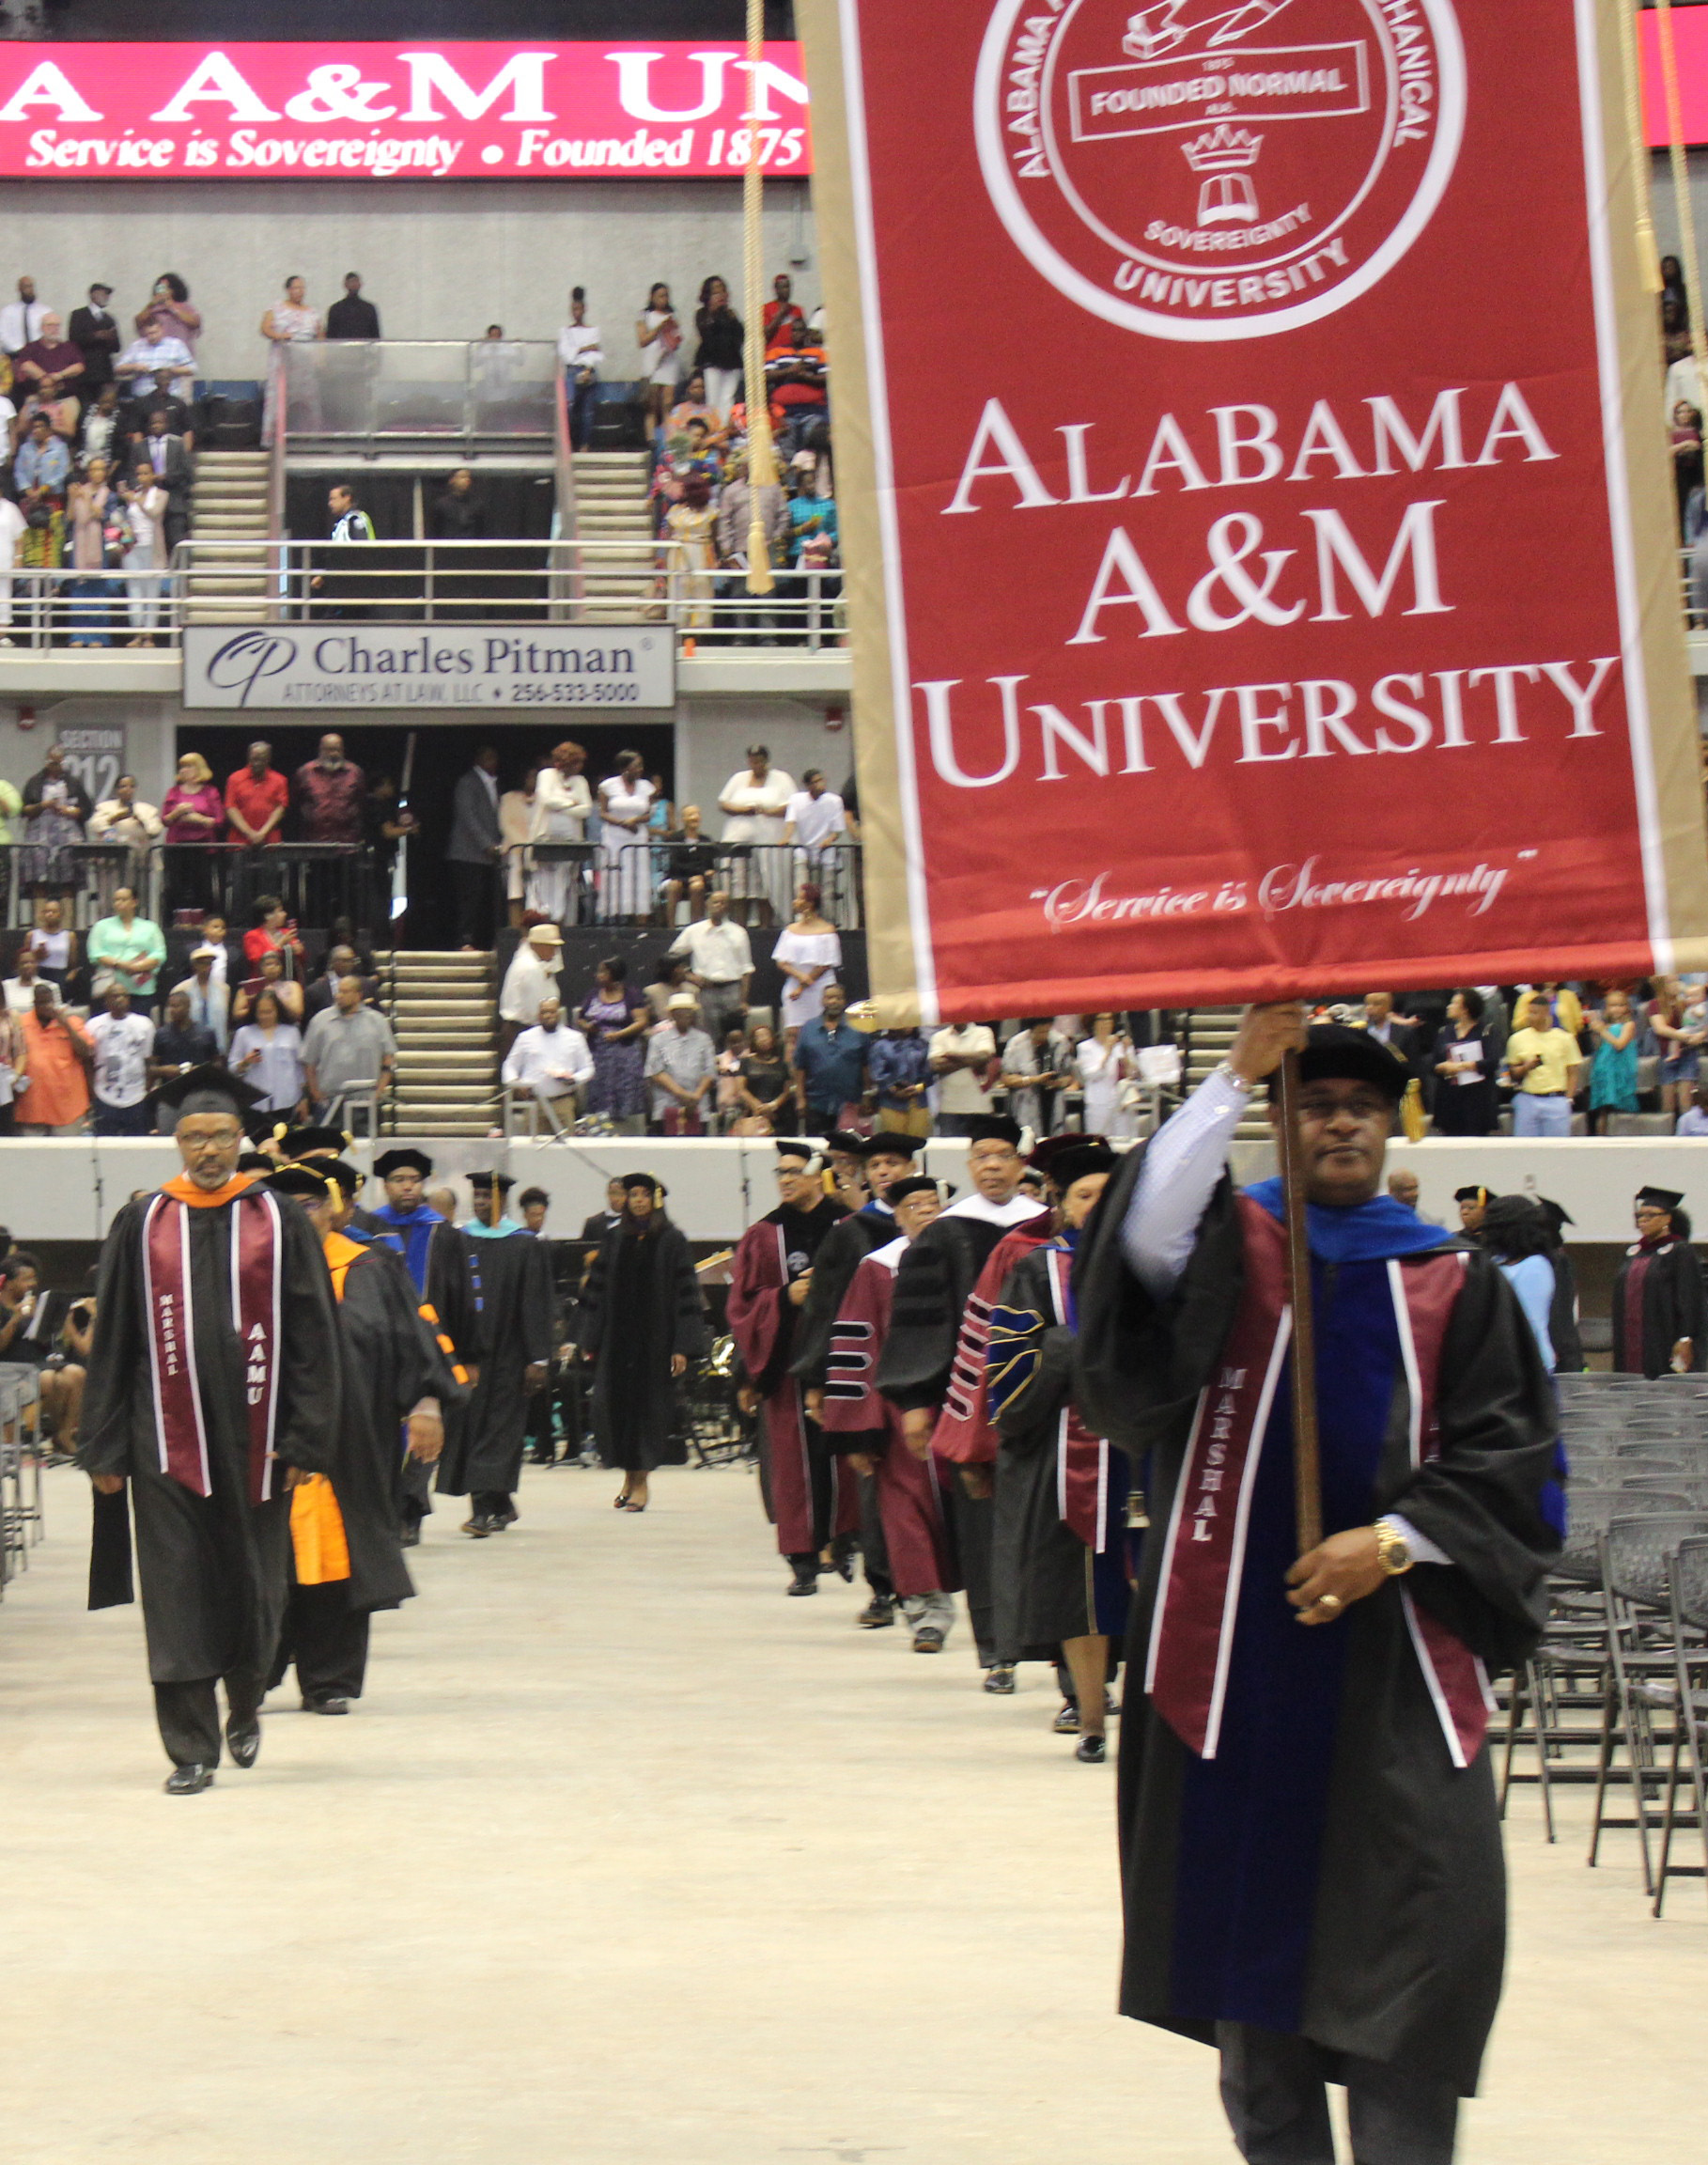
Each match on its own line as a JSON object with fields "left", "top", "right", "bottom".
{"left": 673, "top": 692, "right": 851, "bottom": 815}
{"left": 0, "top": 175, "right": 815, "bottom": 382}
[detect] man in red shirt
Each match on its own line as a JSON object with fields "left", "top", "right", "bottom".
{"left": 762, "top": 272, "right": 805, "bottom": 343}
{"left": 225, "top": 740, "right": 289, "bottom": 849}
{"left": 292, "top": 733, "right": 366, "bottom": 844}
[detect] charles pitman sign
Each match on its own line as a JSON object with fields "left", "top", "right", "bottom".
{"left": 182, "top": 623, "right": 675, "bottom": 712}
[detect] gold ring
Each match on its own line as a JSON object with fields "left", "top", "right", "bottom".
{"left": 1315, "top": 1594, "right": 1343, "bottom": 1614}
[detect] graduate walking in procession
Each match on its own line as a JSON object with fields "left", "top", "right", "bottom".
{"left": 726, "top": 1140, "right": 861, "bottom": 1594}
{"left": 1610, "top": 1184, "right": 1707, "bottom": 1377}
{"left": 577, "top": 1173, "right": 707, "bottom": 1509}
{"left": 259, "top": 1162, "right": 464, "bottom": 1715}
{"left": 435, "top": 1172, "right": 555, "bottom": 1537}
{"left": 1072, "top": 1009, "right": 1561, "bottom": 2164}
{"left": 78, "top": 1066, "right": 342, "bottom": 1792}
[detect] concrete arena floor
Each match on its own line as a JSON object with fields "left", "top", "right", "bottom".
{"left": 1, "top": 1464, "right": 1701, "bottom": 2164}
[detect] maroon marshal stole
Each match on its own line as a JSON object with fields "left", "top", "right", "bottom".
{"left": 1145, "top": 1197, "right": 1494, "bottom": 1769}
{"left": 143, "top": 1187, "right": 286, "bottom": 1504}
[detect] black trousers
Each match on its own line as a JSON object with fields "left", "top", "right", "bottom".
{"left": 857, "top": 1469, "right": 894, "bottom": 1598}
{"left": 474, "top": 1488, "right": 514, "bottom": 1518}
{"left": 949, "top": 1482, "right": 996, "bottom": 1666}
{"left": 1217, "top": 2023, "right": 1459, "bottom": 2165}
{"left": 451, "top": 858, "right": 496, "bottom": 949}
{"left": 270, "top": 1581, "right": 370, "bottom": 1705}
{"left": 153, "top": 1671, "right": 264, "bottom": 1769}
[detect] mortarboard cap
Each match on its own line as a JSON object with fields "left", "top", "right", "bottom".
{"left": 375, "top": 1147, "right": 433, "bottom": 1179}
{"left": 263, "top": 1164, "right": 331, "bottom": 1202}
{"left": 857, "top": 1131, "right": 921, "bottom": 1160}
{"left": 1638, "top": 1186, "right": 1685, "bottom": 1212}
{"left": 149, "top": 1062, "right": 265, "bottom": 1126}
{"left": 279, "top": 1124, "right": 349, "bottom": 1160}
{"left": 1265, "top": 1024, "right": 1408, "bottom": 1104}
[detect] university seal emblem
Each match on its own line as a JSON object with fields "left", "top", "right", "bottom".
{"left": 974, "top": 0, "right": 1465, "bottom": 340}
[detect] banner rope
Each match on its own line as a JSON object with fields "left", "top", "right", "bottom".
{"left": 1617, "top": 0, "right": 1663, "bottom": 293}
{"left": 1654, "top": 0, "right": 1708, "bottom": 385}
{"left": 742, "top": 0, "right": 778, "bottom": 598}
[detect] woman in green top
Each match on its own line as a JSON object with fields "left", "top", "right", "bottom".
{"left": 87, "top": 884, "right": 166, "bottom": 1008}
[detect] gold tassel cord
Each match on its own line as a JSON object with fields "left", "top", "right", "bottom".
{"left": 1654, "top": 0, "right": 1708, "bottom": 385}
{"left": 742, "top": 0, "right": 777, "bottom": 598}
{"left": 1618, "top": 0, "right": 1663, "bottom": 293}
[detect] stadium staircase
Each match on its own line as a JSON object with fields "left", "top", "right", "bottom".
{"left": 376, "top": 950, "right": 500, "bottom": 1138}
{"left": 181, "top": 450, "right": 272, "bottom": 623}
{"left": 1181, "top": 1005, "right": 1272, "bottom": 1140}
{"left": 568, "top": 449, "right": 655, "bottom": 622}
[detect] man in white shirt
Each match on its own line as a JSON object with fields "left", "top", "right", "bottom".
{"left": 173, "top": 945, "right": 231, "bottom": 1052}
{"left": 87, "top": 986, "right": 157, "bottom": 1136}
{"left": 668, "top": 888, "right": 753, "bottom": 1046}
{"left": 644, "top": 992, "right": 717, "bottom": 1134}
{"left": 557, "top": 287, "right": 603, "bottom": 449}
{"left": 501, "top": 996, "right": 594, "bottom": 1136}
{"left": 498, "top": 922, "right": 564, "bottom": 1048}
{"left": 115, "top": 323, "right": 194, "bottom": 406}
{"left": 0, "top": 276, "right": 48, "bottom": 356}
{"left": 782, "top": 768, "right": 849, "bottom": 915}
{"left": 929, "top": 1020, "right": 998, "bottom": 1135}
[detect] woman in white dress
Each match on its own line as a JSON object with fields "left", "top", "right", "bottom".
{"left": 259, "top": 275, "right": 324, "bottom": 444}
{"left": 498, "top": 765, "right": 537, "bottom": 928}
{"left": 529, "top": 739, "right": 594, "bottom": 924}
{"left": 772, "top": 881, "right": 843, "bottom": 1044}
{"left": 118, "top": 459, "right": 167, "bottom": 645}
{"left": 635, "top": 281, "right": 682, "bottom": 443}
{"left": 1075, "top": 1013, "right": 1140, "bottom": 1139}
{"left": 717, "top": 743, "right": 796, "bottom": 925}
{"left": 598, "top": 751, "right": 657, "bottom": 924}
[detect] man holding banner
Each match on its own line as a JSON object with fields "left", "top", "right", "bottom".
{"left": 1073, "top": 1008, "right": 1560, "bottom": 2160}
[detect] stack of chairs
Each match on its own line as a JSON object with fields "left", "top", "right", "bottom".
{"left": 1501, "top": 1373, "right": 1708, "bottom": 1913}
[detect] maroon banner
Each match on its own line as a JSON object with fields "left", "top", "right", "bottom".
{"left": 808, "top": 0, "right": 1708, "bottom": 1020}
{"left": 0, "top": 42, "right": 810, "bottom": 179}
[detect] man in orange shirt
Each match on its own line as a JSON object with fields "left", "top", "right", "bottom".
{"left": 225, "top": 739, "right": 289, "bottom": 849}
{"left": 765, "top": 315, "right": 828, "bottom": 457}
{"left": 18, "top": 981, "right": 91, "bottom": 1133}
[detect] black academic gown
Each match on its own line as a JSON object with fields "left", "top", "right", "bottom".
{"left": 579, "top": 1215, "right": 707, "bottom": 1471}
{"left": 80, "top": 1192, "right": 342, "bottom": 1687}
{"left": 364, "top": 1206, "right": 481, "bottom": 1519}
{"left": 1610, "top": 1235, "right": 1708, "bottom": 1377}
{"left": 326, "top": 1239, "right": 464, "bottom": 1612}
{"left": 788, "top": 1203, "right": 897, "bottom": 1389}
{"left": 436, "top": 1230, "right": 556, "bottom": 1498}
{"left": 1072, "top": 1154, "right": 1560, "bottom": 2096}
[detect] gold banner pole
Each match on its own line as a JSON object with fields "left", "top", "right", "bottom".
{"left": 1654, "top": 0, "right": 1708, "bottom": 383}
{"left": 1617, "top": 0, "right": 1663, "bottom": 293}
{"left": 742, "top": 0, "right": 777, "bottom": 597}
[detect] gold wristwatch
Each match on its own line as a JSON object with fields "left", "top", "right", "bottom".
{"left": 1374, "top": 1519, "right": 1415, "bottom": 1576}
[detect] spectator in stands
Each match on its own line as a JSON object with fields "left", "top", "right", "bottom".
{"left": 2, "top": 942, "right": 40, "bottom": 1015}
{"left": 259, "top": 274, "right": 325, "bottom": 444}
{"left": 668, "top": 888, "right": 752, "bottom": 1043}
{"left": 786, "top": 466, "right": 839, "bottom": 569}
{"left": 293, "top": 732, "right": 366, "bottom": 843}
{"left": 763, "top": 272, "right": 805, "bottom": 343}
{"left": 1586, "top": 987, "right": 1640, "bottom": 1134}
{"left": 18, "top": 980, "right": 92, "bottom": 1133}
{"left": 67, "top": 455, "right": 119, "bottom": 646}
{"left": 781, "top": 769, "right": 847, "bottom": 881}
{"left": 242, "top": 894, "right": 305, "bottom": 976}
{"left": 302, "top": 973, "right": 396, "bottom": 1121}
{"left": 225, "top": 739, "right": 288, "bottom": 850}
{"left": 868, "top": 1025, "right": 932, "bottom": 1137}
{"left": 499, "top": 764, "right": 537, "bottom": 929}
{"left": 234, "top": 946, "right": 303, "bottom": 1028}
{"left": 135, "top": 273, "right": 201, "bottom": 358}
{"left": 791, "top": 982, "right": 867, "bottom": 1131}
{"left": 1428, "top": 989, "right": 1499, "bottom": 1136}
{"left": 636, "top": 281, "right": 683, "bottom": 442}
{"left": 173, "top": 943, "right": 229, "bottom": 1052}
{"left": 557, "top": 287, "right": 601, "bottom": 449}
{"left": 927, "top": 1014, "right": 999, "bottom": 1135}
{"left": 303, "top": 944, "right": 369, "bottom": 1020}
{"left": 429, "top": 465, "right": 487, "bottom": 542}
{"left": 1649, "top": 975, "right": 1707, "bottom": 1116}
{"left": 87, "top": 884, "right": 166, "bottom": 1009}
{"left": 1676, "top": 1080, "right": 1708, "bottom": 1137}
{"left": 773, "top": 880, "right": 841, "bottom": 1039}
{"left": 23, "top": 895, "right": 77, "bottom": 986}
{"left": 665, "top": 471, "right": 718, "bottom": 629}
{"left": 115, "top": 458, "right": 168, "bottom": 643}
{"left": 1672, "top": 401, "right": 1704, "bottom": 541}
{"left": 718, "top": 743, "right": 796, "bottom": 926}
{"left": 325, "top": 273, "right": 380, "bottom": 341}
{"left": 766, "top": 316, "right": 829, "bottom": 456}
{"left": 87, "top": 984, "right": 156, "bottom": 1135}
{"left": 738, "top": 1021, "right": 791, "bottom": 1129}
{"left": 149, "top": 986, "right": 217, "bottom": 1088}
{"left": 1503, "top": 989, "right": 1584, "bottom": 1136}
{"left": 160, "top": 749, "right": 223, "bottom": 911}
{"left": 1076, "top": 1013, "right": 1140, "bottom": 1136}
{"left": 528, "top": 740, "right": 593, "bottom": 926}
{"left": 500, "top": 922, "right": 566, "bottom": 1049}
{"left": 14, "top": 410, "right": 70, "bottom": 538}
{"left": 576, "top": 954, "right": 650, "bottom": 1133}
{"left": 1001, "top": 1018, "right": 1075, "bottom": 1138}
{"left": 668, "top": 370, "right": 721, "bottom": 441}
{"left": 658, "top": 803, "right": 718, "bottom": 923}
{"left": 229, "top": 986, "right": 306, "bottom": 1116}
{"left": 115, "top": 321, "right": 194, "bottom": 437}
{"left": 643, "top": 955, "right": 694, "bottom": 1026}
{"left": 596, "top": 751, "right": 657, "bottom": 923}
{"left": 87, "top": 771, "right": 163, "bottom": 856}
{"left": 14, "top": 313, "right": 86, "bottom": 438}
{"left": 503, "top": 993, "right": 594, "bottom": 1133}
{"left": 0, "top": 274, "right": 48, "bottom": 355}
{"left": 692, "top": 276, "right": 745, "bottom": 420}
{"left": 69, "top": 282, "right": 119, "bottom": 395}
{"left": 19, "top": 746, "right": 90, "bottom": 900}
{"left": 136, "top": 407, "right": 193, "bottom": 556}
{"left": 715, "top": 445, "right": 787, "bottom": 585}
{"left": 448, "top": 744, "right": 503, "bottom": 951}
{"left": 645, "top": 990, "right": 717, "bottom": 1135}
{"left": 79, "top": 382, "right": 122, "bottom": 465}
{"left": 0, "top": 989, "right": 24, "bottom": 1131}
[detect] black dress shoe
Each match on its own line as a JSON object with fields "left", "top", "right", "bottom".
{"left": 983, "top": 1663, "right": 1017, "bottom": 1695}
{"left": 226, "top": 1719, "right": 261, "bottom": 1768}
{"left": 163, "top": 1764, "right": 214, "bottom": 1795}
{"left": 461, "top": 1515, "right": 493, "bottom": 1537}
{"left": 857, "top": 1595, "right": 896, "bottom": 1628}
{"left": 912, "top": 1626, "right": 946, "bottom": 1654}
{"left": 492, "top": 1503, "right": 518, "bottom": 1527}
{"left": 1075, "top": 1733, "right": 1108, "bottom": 1764}
{"left": 786, "top": 1570, "right": 818, "bottom": 1596}
{"left": 1053, "top": 1699, "right": 1081, "bottom": 1735}
{"left": 399, "top": 1522, "right": 422, "bottom": 1548}
{"left": 831, "top": 1536, "right": 858, "bottom": 1582}
{"left": 303, "top": 1695, "right": 350, "bottom": 1716}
